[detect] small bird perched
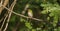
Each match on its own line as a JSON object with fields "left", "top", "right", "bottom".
{"left": 28, "top": 9, "right": 33, "bottom": 18}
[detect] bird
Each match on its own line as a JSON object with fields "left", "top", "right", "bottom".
{"left": 27, "top": 9, "right": 33, "bottom": 18}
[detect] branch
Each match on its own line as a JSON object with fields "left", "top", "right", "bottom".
{"left": 0, "top": 0, "right": 9, "bottom": 14}
{"left": 21, "top": 3, "right": 30, "bottom": 14}
{"left": 2, "top": 5, "right": 43, "bottom": 21}
{"left": 0, "top": 13, "right": 8, "bottom": 31}
{"left": 3, "top": 0, "right": 17, "bottom": 31}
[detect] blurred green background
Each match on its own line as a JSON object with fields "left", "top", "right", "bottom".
{"left": 6, "top": 0, "right": 60, "bottom": 31}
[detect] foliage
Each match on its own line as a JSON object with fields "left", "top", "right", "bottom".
{"left": 7, "top": 0, "right": 60, "bottom": 31}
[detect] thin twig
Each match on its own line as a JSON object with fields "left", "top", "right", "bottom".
{"left": 21, "top": 0, "right": 31, "bottom": 14}
{"left": 0, "top": 17, "right": 4, "bottom": 23}
{"left": 3, "top": 0, "right": 17, "bottom": 31}
{"left": 0, "top": 0, "right": 9, "bottom": 14}
{"left": 2, "top": 5, "right": 43, "bottom": 21}
{"left": 0, "top": 13, "right": 9, "bottom": 31}
{"left": 0, "top": 14, "right": 8, "bottom": 31}
{"left": 22, "top": 3, "right": 30, "bottom": 14}
{"left": 0, "top": 0, "right": 10, "bottom": 30}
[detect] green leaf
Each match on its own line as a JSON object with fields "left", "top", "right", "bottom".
{"left": 49, "top": 12, "right": 55, "bottom": 17}
{"left": 36, "top": 28, "right": 42, "bottom": 31}
{"left": 25, "top": 22, "right": 32, "bottom": 29}
{"left": 53, "top": 15, "right": 58, "bottom": 27}
{"left": 58, "top": 27, "right": 60, "bottom": 31}
{"left": 20, "top": 18, "right": 26, "bottom": 22}
{"left": 43, "top": 29, "right": 47, "bottom": 31}
{"left": 47, "top": 17, "right": 50, "bottom": 21}
{"left": 32, "top": 29, "right": 36, "bottom": 31}
{"left": 41, "top": 10, "right": 48, "bottom": 14}
{"left": 53, "top": 15, "right": 58, "bottom": 23}
{"left": 54, "top": 28, "right": 57, "bottom": 31}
